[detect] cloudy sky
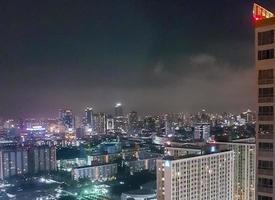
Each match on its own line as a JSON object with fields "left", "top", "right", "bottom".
{"left": 0, "top": 0, "right": 274, "bottom": 117}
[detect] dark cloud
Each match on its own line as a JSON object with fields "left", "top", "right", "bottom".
{"left": 0, "top": 0, "right": 272, "bottom": 117}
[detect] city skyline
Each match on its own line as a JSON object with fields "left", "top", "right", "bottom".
{"left": 0, "top": 1, "right": 269, "bottom": 200}
{"left": 0, "top": 104, "right": 256, "bottom": 120}
{"left": 1, "top": 1, "right": 275, "bottom": 117}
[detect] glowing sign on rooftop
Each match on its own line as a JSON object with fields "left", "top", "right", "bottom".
{"left": 253, "top": 3, "right": 274, "bottom": 21}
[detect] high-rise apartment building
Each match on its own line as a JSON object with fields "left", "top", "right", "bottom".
{"left": 29, "top": 145, "right": 57, "bottom": 173}
{"left": 0, "top": 145, "right": 57, "bottom": 179}
{"left": 165, "top": 145, "right": 203, "bottom": 157}
{"left": 0, "top": 147, "right": 29, "bottom": 180}
{"left": 254, "top": 3, "right": 275, "bottom": 200}
{"left": 94, "top": 112, "right": 106, "bottom": 134}
{"left": 215, "top": 139, "right": 256, "bottom": 200}
{"left": 156, "top": 150, "right": 234, "bottom": 200}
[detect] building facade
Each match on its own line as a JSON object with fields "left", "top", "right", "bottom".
{"left": 215, "top": 140, "right": 256, "bottom": 200}
{"left": 85, "top": 107, "right": 94, "bottom": 129}
{"left": 124, "top": 157, "right": 157, "bottom": 173}
{"left": 59, "top": 109, "right": 74, "bottom": 130}
{"left": 194, "top": 123, "right": 211, "bottom": 141}
{"left": 0, "top": 145, "right": 57, "bottom": 179}
{"left": 156, "top": 151, "right": 234, "bottom": 200}
{"left": 94, "top": 112, "right": 106, "bottom": 134}
{"left": 29, "top": 145, "right": 57, "bottom": 173}
{"left": 114, "top": 103, "right": 123, "bottom": 117}
{"left": 254, "top": 3, "right": 275, "bottom": 200}
{"left": 72, "top": 163, "right": 117, "bottom": 182}
{"left": 0, "top": 148, "right": 28, "bottom": 180}
{"left": 165, "top": 145, "right": 202, "bottom": 157}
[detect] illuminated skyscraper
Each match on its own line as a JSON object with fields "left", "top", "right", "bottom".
{"left": 254, "top": 3, "right": 275, "bottom": 200}
{"left": 113, "top": 103, "right": 127, "bottom": 133}
{"left": 94, "top": 112, "right": 106, "bottom": 134}
{"left": 59, "top": 109, "right": 74, "bottom": 129}
{"left": 85, "top": 107, "right": 94, "bottom": 128}
{"left": 114, "top": 103, "right": 123, "bottom": 117}
{"left": 215, "top": 139, "right": 256, "bottom": 200}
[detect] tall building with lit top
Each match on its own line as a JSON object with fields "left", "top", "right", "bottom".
{"left": 156, "top": 150, "right": 234, "bottom": 200}
{"left": 254, "top": 3, "right": 275, "bottom": 200}
{"left": 114, "top": 103, "right": 123, "bottom": 117}
{"left": 85, "top": 107, "right": 94, "bottom": 128}
{"left": 114, "top": 103, "right": 128, "bottom": 133}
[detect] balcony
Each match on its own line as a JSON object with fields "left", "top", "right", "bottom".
{"left": 258, "top": 186, "right": 273, "bottom": 193}
{"left": 258, "top": 115, "right": 274, "bottom": 121}
{"left": 258, "top": 168, "right": 273, "bottom": 176}
{"left": 258, "top": 79, "right": 274, "bottom": 85}
{"left": 259, "top": 97, "right": 274, "bottom": 103}
{"left": 258, "top": 133, "right": 274, "bottom": 139}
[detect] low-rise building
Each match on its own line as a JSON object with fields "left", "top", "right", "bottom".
{"left": 72, "top": 163, "right": 117, "bottom": 182}
{"left": 124, "top": 157, "right": 157, "bottom": 173}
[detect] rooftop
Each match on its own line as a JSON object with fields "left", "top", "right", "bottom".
{"left": 255, "top": 17, "right": 275, "bottom": 28}
{"left": 122, "top": 189, "right": 155, "bottom": 196}
{"left": 253, "top": 3, "right": 275, "bottom": 27}
{"left": 74, "top": 162, "right": 117, "bottom": 169}
{"left": 161, "top": 149, "right": 232, "bottom": 161}
{"left": 166, "top": 143, "right": 203, "bottom": 150}
{"left": 213, "top": 138, "right": 255, "bottom": 145}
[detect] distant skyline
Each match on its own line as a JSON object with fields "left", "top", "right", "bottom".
{"left": 1, "top": 0, "right": 275, "bottom": 118}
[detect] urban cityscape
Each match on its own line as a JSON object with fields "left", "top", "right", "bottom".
{"left": 0, "top": 1, "right": 275, "bottom": 200}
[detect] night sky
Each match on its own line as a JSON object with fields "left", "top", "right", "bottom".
{"left": 1, "top": 0, "right": 275, "bottom": 118}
